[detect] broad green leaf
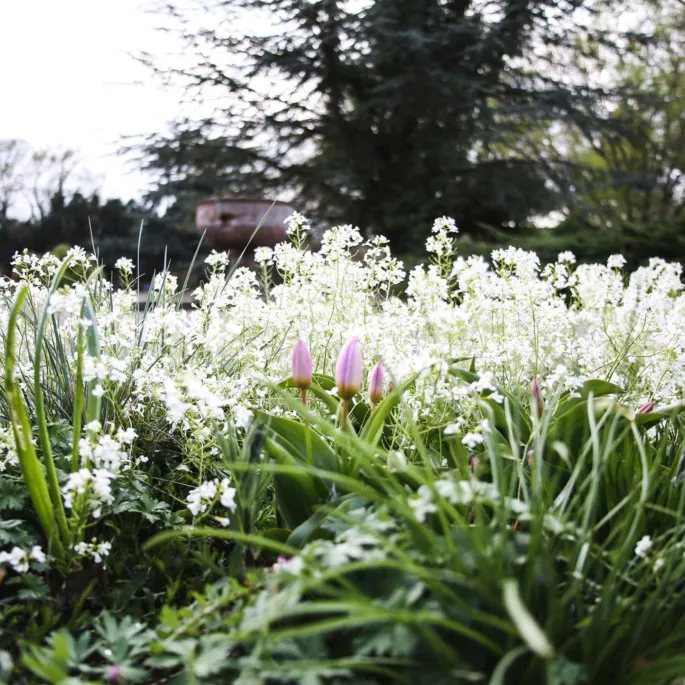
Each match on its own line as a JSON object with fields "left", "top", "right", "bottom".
{"left": 448, "top": 366, "right": 480, "bottom": 384}
{"left": 257, "top": 412, "right": 338, "bottom": 473}
{"left": 579, "top": 379, "right": 623, "bottom": 398}
{"left": 263, "top": 436, "right": 323, "bottom": 529}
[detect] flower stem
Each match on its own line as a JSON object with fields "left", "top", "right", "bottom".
{"left": 341, "top": 399, "right": 349, "bottom": 429}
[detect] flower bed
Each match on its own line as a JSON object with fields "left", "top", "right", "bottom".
{"left": 1, "top": 215, "right": 685, "bottom": 684}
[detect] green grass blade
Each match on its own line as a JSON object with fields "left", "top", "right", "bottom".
{"left": 33, "top": 258, "right": 74, "bottom": 545}
{"left": 4, "top": 286, "right": 65, "bottom": 560}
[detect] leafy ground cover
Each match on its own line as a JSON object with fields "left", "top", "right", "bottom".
{"left": 1, "top": 215, "right": 685, "bottom": 684}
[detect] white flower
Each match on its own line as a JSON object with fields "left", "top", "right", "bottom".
{"left": 254, "top": 247, "right": 274, "bottom": 265}
{"left": 73, "top": 539, "right": 112, "bottom": 565}
{"left": 233, "top": 406, "right": 252, "bottom": 430}
{"left": 607, "top": 254, "right": 627, "bottom": 270}
{"left": 284, "top": 212, "right": 311, "bottom": 236}
{"left": 153, "top": 273, "right": 178, "bottom": 293}
{"left": 205, "top": 250, "right": 230, "bottom": 268}
{"left": 272, "top": 555, "right": 305, "bottom": 575}
{"left": 117, "top": 427, "right": 137, "bottom": 444}
{"left": 409, "top": 485, "right": 438, "bottom": 522}
{"left": 635, "top": 535, "right": 652, "bottom": 558}
{"left": 186, "top": 479, "right": 227, "bottom": 517}
{"left": 0, "top": 547, "right": 29, "bottom": 573}
{"left": 220, "top": 478, "right": 237, "bottom": 511}
{"left": 115, "top": 257, "right": 135, "bottom": 274}
{"left": 0, "top": 545, "right": 46, "bottom": 573}
{"left": 461, "top": 432, "right": 484, "bottom": 448}
{"left": 30, "top": 546, "right": 46, "bottom": 564}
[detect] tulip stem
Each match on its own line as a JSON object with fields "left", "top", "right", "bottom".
{"left": 341, "top": 400, "right": 349, "bottom": 429}
{"left": 300, "top": 389, "right": 308, "bottom": 407}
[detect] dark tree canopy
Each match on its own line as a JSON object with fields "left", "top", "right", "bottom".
{"left": 138, "top": 0, "right": 641, "bottom": 250}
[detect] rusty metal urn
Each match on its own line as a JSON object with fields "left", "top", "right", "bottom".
{"left": 196, "top": 197, "right": 293, "bottom": 249}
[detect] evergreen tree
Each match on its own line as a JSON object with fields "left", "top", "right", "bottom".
{"left": 139, "top": 0, "right": 639, "bottom": 250}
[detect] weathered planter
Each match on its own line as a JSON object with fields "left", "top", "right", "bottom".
{"left": 196, "top": 197, "right": 293, "bottom": 249}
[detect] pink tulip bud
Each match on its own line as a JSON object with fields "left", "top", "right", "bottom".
{"left": 368, "top": 362, "right": 385, "bottom": 406}
{"left": 291, "top": 339, "right": 313, "bottom": 389}
{"left": 335, "top": 337, "right": 363, "bottom": 400}
{"left": 530, "top": 378, "right": 543, "bottom": 416}
{"left": 637, "top": 400, "right": 655, "bottom": 414}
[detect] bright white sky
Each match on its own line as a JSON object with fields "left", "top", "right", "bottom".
{"left": 0, "top": 0, "right": 183, "bottom": 214}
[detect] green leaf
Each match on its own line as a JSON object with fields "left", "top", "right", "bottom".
{"left": 489, "top": 646, "right": 528, "bottom": 685}
{"left": 448, "top": 366, "right": 480, "bottom": 384}
{"left": 360, "top": 373, "right": 418, "bottom": 446}
{"left": 278, "top": 378, "right": 340, "bottom": 414}
{"left": 579, "top": 379, "right": 623, "bottom": 398}
{"left": 4, "top": 286, "right": 64, "bottom": 560}
{"left": 257, "top": 412, "right": 338, "bottom": 474}
{"left": 503, "top": 580, "right": 554, "bottom": 659}
{"left": 286, "top": 505, "right": 333, "bottom": 549}
{"left": 33, "top": 258, "right": 74, "bottom": 545}
{"left": 194, "top": 635, "right": 234, "bottom": 677}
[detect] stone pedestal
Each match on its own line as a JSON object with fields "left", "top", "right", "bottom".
{"left": 196, "top": 198, "right": 293, "bottom": 262}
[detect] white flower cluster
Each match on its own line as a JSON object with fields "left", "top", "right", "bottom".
{"left": 635, "top": 535, "right": 653, "bottom": 558}
{"left": 425, "top": 216, "right": 458, "bottom": 257}
{"left": 5, "top": 218, "right": 685, "bottom": 501}
{"left": 83, "top": 355, "right": 129, "bottom": 397}
{"left": 115, "top": 257, "right": 135, "bottom": 274}
{"left": 284, "top": 211, "right": 311, "bottom": 236}
{"left": 161, "top": 371, "right": 229, "bottom": 430}
{"left": 62, "top": 421, "right": 136, "bottom": 518}
{"left": 0, "top": 425, "right": 18, "bottom": 472}
{"left": 0, "top": 546, "right": 46, "bottom": 573}
{"left": 73, "top": 539, "right": 112, "bottom": 565}
{"left": 47, "top": 284, "right": 89, "bottom": 318}
{"left": 409, "top": 477, "right": 501, "bottom": 522}
{"left": 186, "top": 477, "right": 238, "bottom": 518}
{"left": 254, "top": 246, "right": 274, "bottom": 265}
{"left": 270, "top": 508, "right": 395, "bottom": 578}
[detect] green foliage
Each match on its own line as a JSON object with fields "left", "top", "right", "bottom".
{"left": 138, "top": 0, "right": 638, "bottom": 249}
{"left": 3, "top": 237, "right": 685, "bottom": 684}
{"left": 20, "top": 369, "right": 685, "bottom": 683}
{"left": 560, "top": 1, "right": 685, "bottom": 229}
{"left": 460, "top": 216, "right": 685, "bottom": 268}
{"left": 0, "top": 191, "right": 205, "bottom": 285}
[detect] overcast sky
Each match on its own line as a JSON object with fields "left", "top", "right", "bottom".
{"left": 0, "top": 0, "right": 182, "bottom": 214}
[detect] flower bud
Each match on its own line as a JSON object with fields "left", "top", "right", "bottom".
{"left": 636, "top": 400, "right": 655, "bottom": 415}
{"left": 530, "top": 378, "right": 543, "bottom": 416}
{"left": 291, "top": 339, "right": 313, "bottom": 389}
{"left": 335, "top": 337, "right": 363, "bottom": 400}
{"left": 106, "top": 666, "right": 124, "bottom": 684}
{"left": 368, "top": 362, "right": 385, "bottom": 406}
